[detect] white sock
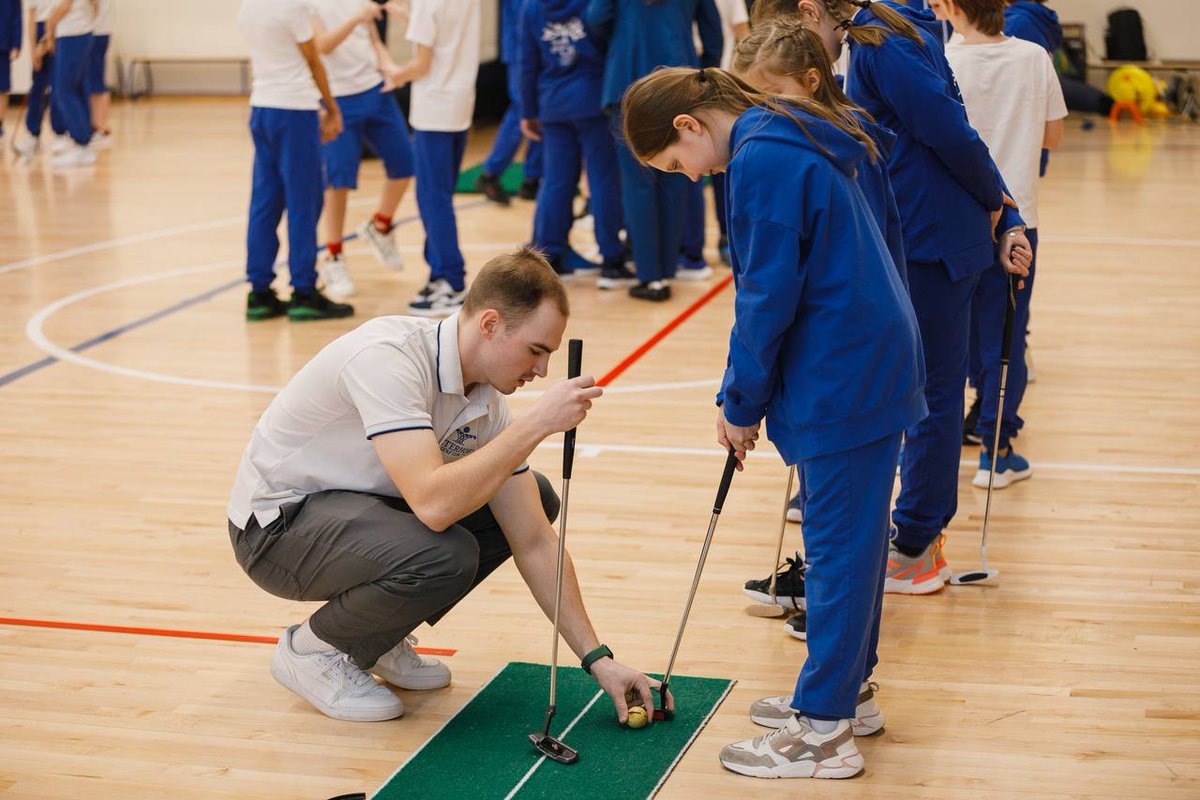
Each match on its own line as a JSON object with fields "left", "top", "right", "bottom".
{"left": 290, "top": 620, "right": 337, "bottom": 655}
{"left": 806, "top": 716, "right": 839, "bottom": 734}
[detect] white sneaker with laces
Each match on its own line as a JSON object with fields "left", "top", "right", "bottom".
{"left": 719, "top": 715, "right": 864, "bottom": 779}
{"left": 370, "top": 635, "right": 452, "bottom": 690}
{"left": 749, "top": 681, "right": 884, "bottom": 736}
{"left": 51, "top": 144, "right": 97, "bottom": 169}
{"left": 320, "top": 254, "right": 356, "bottom": 298}
{"left": 270, "top": 625, "right": 405, "bottom": 721}
{"left": 359, "top": 220, "right": 405, "bottom": 271}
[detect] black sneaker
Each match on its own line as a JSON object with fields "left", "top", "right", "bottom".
{"left": 518, "top": 177, "right": 540, "bottom": 200}
{"left": 475, "top": 172, "right": 511, "bottom": 206}
{"left": 288, "top": 288, "right": 355, "bottom": 321}
{"left": 596, "top": 259, "right": 637, "bottom": 290}
{"left": 547, "top": 254, "right": 575, "bottom": 281}
{"left": 246, "top": 289, "right": 288, "bottom": 321}
{"left": 744, "top": 551, "right": 806, "bottom": 609}
{"left": 783, "top": 610, "right": 807, "bottom": 641}
{"left": 963, "top": 393, "right": 982, "bottom": 445}
{"left": 629, "top": 280, "right": 670, "bottom": 302}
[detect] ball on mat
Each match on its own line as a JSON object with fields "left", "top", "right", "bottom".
{"left": 626, "top": 705, "right": 649, "bottom": 729}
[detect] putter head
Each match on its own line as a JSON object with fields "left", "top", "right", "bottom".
{"left": 949, "top": 568, "right": 1000, "bottom": 585}
{"left": 745, "top": 602, "right": 788, "bottom": 618}
{"left": 653, "top": 684, "right": 675, "bottom": 721}
{"left": 528, "top": 732, "right": 579, "bottom": 764}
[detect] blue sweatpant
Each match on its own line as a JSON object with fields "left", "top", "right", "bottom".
{"left": 482, "top": 65, "right": 542, "bottom": 180}
{"left": 892, "top": 261, "right": 982, "bottom": 553}
{"left": 87, "top": 34, "right": 110, "bottom": 94}
{"left": 26, "top": 22, "right": 67, "bottom": 138}
{"left": 51, "top": 33, "right": 93, "bottom": 145}
{"left": 680, "top": 180, "right": 705, "bottom": 265}
{"left": 413, "top": 129, "right": 468, "bottom": 291}
{"left": 971, "top": 229, "right": 1038, "bottom": 451}
{"left": 711, "top": 172, "right": 728, "bottom": 238}
{"left": 792, "top": 433, "right": 903, "bottom": 720}
{"left": 246, "top": 107, "right": 323, "bottom": 294}
{"left": 534, "top": 116, "right": 622, "bottom": 262}
{"left": 609, "top": 108, "right": 687, "bottom": 284}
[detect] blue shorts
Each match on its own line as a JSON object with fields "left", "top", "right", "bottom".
{"left": 87, "top": 34, "right": 110, "bottom": 94}
{"left": 322, "top": 82, "right": 415, "bottom": 190}
{"left": 0, "top": 59, "right": 10, "bottom": 93}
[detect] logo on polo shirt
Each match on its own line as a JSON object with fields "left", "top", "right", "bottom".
{"left": 441, "top": 425, "right": 479, "bottom": 458}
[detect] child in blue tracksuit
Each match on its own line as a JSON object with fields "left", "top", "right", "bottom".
{"left": 477, "top": 0, "right": 543, "bottom": 205}
{"left": 45, "top": 0, "right": 94, "bottom": 167}
{"left": 586, "top": 0, "right": 722, "bottom": 302}
{"left": 1004, "top": 0, "right": 1061, "bottom": 53}
{"left": 517, "top": 0, "right": 623, "bottom": 279}
{"left": 14, "top": 0, "right": 67, "bottom": 159}
{"left": 753, "top": 0, "right": 1030, "bottom": 593}
{"left": 623, "top": 66, "right": 925, "bottom": 779}
{"left": 0, "top": 0, "right": 19, "bottom": 139}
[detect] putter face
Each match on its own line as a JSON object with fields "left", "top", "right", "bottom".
{"left": 528, "top": 733, "right": 579, "bottom": 764}
{"left": 949, "top": 569, "right": 1000, "bottom": 585}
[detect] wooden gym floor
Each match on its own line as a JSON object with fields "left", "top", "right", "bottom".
{"left": 0, "top": 98, "right": 1197, "bottom": 798}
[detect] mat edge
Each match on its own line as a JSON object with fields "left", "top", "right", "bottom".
{"left": 647, "top": 677, "right": 737, "bottom": 799}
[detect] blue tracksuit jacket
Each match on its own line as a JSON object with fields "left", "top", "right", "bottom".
{"left": 518, "top": 0, "right": 606, "bottom": 123}
{"left": 1004, "top": 2, "right": 1063, "bottom": 53}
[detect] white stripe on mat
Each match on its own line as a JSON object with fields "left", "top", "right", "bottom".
{"left": 504, "top": 688, "right": 606, "bottom": 800}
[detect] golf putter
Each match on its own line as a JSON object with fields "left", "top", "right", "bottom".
{"left": 528, "top": 338, "right": 584, "bottom": 764}
{"left": 745, "top": 465, "right": 797, "bottom": 618}
{"left": 952, "top": 272, "right": 1018, "bottom": 586}
{"left": 654, "top": 447, "right": 740, "bottom": 721}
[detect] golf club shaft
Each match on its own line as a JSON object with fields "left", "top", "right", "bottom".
{"left": 662, "top": 449, "right": 739, "bottom": 687}
{"left": 767, "top": 466, "right": 797, "bottom": 603}
{"left": 981, "top": 274, "right": 1019, "bottom": 568}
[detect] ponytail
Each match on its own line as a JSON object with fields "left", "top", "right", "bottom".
{"left": 835, "top": 0, "right": 923, "bottom": 47}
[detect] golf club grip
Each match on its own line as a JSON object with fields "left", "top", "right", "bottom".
{"left": 1000, "top": 270, "right": 1018, "bottom": 364}
{"left": 713, "top": 449, "right": 739, "bottom": 514}
{"left": 562, "top": 339, "right": 583, "bottom": 480}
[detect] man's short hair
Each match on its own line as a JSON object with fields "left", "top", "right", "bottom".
{"left": 461, "top": 247, "right": 570, "bottom": 327}
{"left": 955, "top": 0, "right": 1006, "bottom": 36}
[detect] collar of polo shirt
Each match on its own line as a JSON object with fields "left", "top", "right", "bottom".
{"left": 435, "top": 314, "right": 496, "bottom": 409}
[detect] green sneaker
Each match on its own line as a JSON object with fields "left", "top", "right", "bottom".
{"left": 246, "top": 289, "right": 288, "bottom": 321}
{"left": 288, "top": 289, "right": 354, "bottom": 321}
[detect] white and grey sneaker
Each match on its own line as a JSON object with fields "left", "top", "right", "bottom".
{"left": 371, "top": 635, "right": 451, "bottom": 690}
{"left": 319, "top": 253, "right": 356, "bottom": 298}
{"left": 51, "top": 144, "right": 96, "bottom": 169}
{"left": 13, "top": 135, "right": 40, "bottom": 161}
{"left": 269, "top": 624, "right": 404, "bottom": 722}
{"left": 407, "top": 279, "right": 466, "bottom": 318}
{"left": 749, "top": 681, "right": 884, "bottom": 736}
{"left": 719, "top": 715, "right": 864, "bottom": 779}
{"left": 359, "top": 219, "right": 404, "bottom": 271}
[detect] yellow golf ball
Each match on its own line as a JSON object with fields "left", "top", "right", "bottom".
{"left": 626, "top": 705, "right": 648, "bottom": 729}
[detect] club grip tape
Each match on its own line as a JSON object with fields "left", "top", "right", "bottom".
{"left": 713, "top": 449, "right": 738, "bottom": 513}
{"left": 562, "top": 339, "right": 583, "bottom": 480}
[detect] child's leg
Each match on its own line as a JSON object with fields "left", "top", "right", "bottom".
{"left": 246, "top": 109, "right": 286, "bottom": 293}
{"left": 321, "top": 99, "right": 365, "bottom": 252}
{"left": 26, "top": 27, "right": 53, "bottom": 137}
{"left": 792, "top": 433, "right": 902, "bottom": 719}
{"left": 52, "top": 35, "right": 93, "bottom": 145}
{"left": 363, "top": 90, "right": 414, "bottom": 226}
{"left": 0, "top": 59, "right": 9, "bottom": 132}
{"left": 712, "top": 172, "right": 728, "bottom": 240}
{"left": 413, "top": 129, "right": 467, "bottom": 290}
{"left": 656, "top": 172, "right": 688, "bottom": 279}
{"left": 276, "top": 109, "right": 323, "bottom": 294}
{"left": 611, "top": 110, "right": 664, "bottom": 283}
{"left": 87, "top": 34, "right": 111, "bottom": 132}
{"left": 532, "top": 121, "right": 581, "bottom": 260}
{"left": 892, "top": 263, "right": 981, "bottom": 555}
{"left": 679, "top": 181, "right": 706, "bottom": 267}
{"left": 974, "top": 230, "right": 1037, "bottom": 451}
{"left": 579, "top": 115, "right": 623, "bottom": 263}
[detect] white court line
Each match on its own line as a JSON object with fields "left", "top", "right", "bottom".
{"left": 503, "top": 688, "right": 606, "bottom": 800}
{"left": 1039, "top": 234, "right": 1200, "bottom": 248}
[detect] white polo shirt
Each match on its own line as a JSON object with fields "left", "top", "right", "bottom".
{"left": 238, "top": 0, "right": 321, "bottom": 110}
{"left": 55, "top": 0, "right": 95, "bottom": 37}
{"left": 406, "top": 0, "right": 481, "bottom": 132}
{"left": 228, "top": 314, "right": 527, "bottom": 529}
{"left": 313, "top": 0, "right": 384, "bottom": 98}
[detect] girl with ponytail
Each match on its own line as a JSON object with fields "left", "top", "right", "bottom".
{"left": 622, "top": 65, "right": 925, "bottom": 780}
{"left": 755, "top": 0, "right": 1033, "bottom": 591}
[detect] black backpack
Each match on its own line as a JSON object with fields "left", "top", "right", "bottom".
{"left": 1105, "top": 8, "right": 1147, "bottom": 61}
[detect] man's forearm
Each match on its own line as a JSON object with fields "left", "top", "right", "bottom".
{"left": 513, "top": 534, "right": 601, "bottom": 660}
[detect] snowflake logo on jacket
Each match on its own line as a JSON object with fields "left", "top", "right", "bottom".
{"left": 542, "top": 18, "right": 586, "bottom": 67}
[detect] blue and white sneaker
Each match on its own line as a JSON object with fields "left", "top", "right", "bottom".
{"left": 973, "top": 448, "right": 1032, "bottom": 489}
{"left": 786, "top": 490, "right": 803, "bottom": 523}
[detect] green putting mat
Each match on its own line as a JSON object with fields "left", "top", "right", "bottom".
{"left": 456, "top": 162, "right": 528, "bottom": 195}
{"left": 372, "top": 662, "right": 734, "bottom": 799}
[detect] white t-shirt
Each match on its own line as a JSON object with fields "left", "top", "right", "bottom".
{"left": 238, "top": 0, "right": 321, "bottom": 110}
{"left": 406, "top": 0, "right": 481, "bottom": 132}
{"left": 714, "top": 0, "right": 749, "bottom": 72}
{"left": 313, "top": 0, "right": 383, "bottom": 97}
{"left": 55, "top": 0, "right": 95, "bottom": 38}
{"left": 93, "top": 0, "right": 113, "bottom": 35}
{"left": 34, "top": 0, "right": 57, "bottom": 24}
{"left": 946, "top": 36, "right": 1067, "bottom": 228}
{"left": 227, "top": 314, "right": 526, "bottom": 529}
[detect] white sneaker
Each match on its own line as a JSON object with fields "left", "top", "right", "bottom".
{"left": 719, "top": 715, "right": 864, "bottom": 779}
{"left": 269, "top": 625, "right": 405, "bottom": 722}
{"left": 407, "top": 279, "right": 466, "bottom": 318}
{"left": 359, "top": 219, "right": 404, "bottom": 271}
{"left": 51, "top": 144, "right": 96, "bottom": 169}
{"left": 749, "top": 682, "right": 884, "bottom": 736}
{"left": 319, "top": 253, "right": 356, "bottom": 298}
{"left": 50, "top": 134, "right": 72, "bottom": 155}
{"left": 13, "top": 135, "right": 40, "bottom": 161}
{"left": 90, "top": 130, "right": 113, "bottom": 148}
{"left": 370, "top": 635, "right": 451, "bottom": 690}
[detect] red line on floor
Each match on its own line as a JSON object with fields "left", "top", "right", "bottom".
{"left": 4, "top": 274, "right": 732, "bottom": 653}
{"left": 0, "top": 617, "right": 456, "bottom": 656}
{"left": 597, "top": 273, "right": 734, "bottom": 387}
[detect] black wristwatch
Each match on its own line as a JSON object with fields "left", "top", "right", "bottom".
{"left": 581, "top": 644, "right": 613, "bottom": 675}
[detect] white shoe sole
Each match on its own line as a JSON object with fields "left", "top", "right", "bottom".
{"left": 371, "top": 663, "right": 451, "bottom": 691}
{"left": 596, "top": 277, "right": 636, "bottom": 289}
{"left": 720, "top": 753, "right": 864, "bottom": 779}
{"left": 270, "top": 656, "right": 404, "bottom": 722}
{"left": 674, "top": 267, "right": 713, "bottom": 281}
{"left": 972, "top": 466, "right": 1032, "bottom": 489}
{"left": 786, "top": 508, "right": 803, "bottom": 523}
{"left": 883, "top": 574, "right": 946, "bottom": 595}
{"left": 783, "top": 622, "right": 807, "bottom": 641}
{"left": 743, "top": 588, "right": 804, "bottom": 609}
